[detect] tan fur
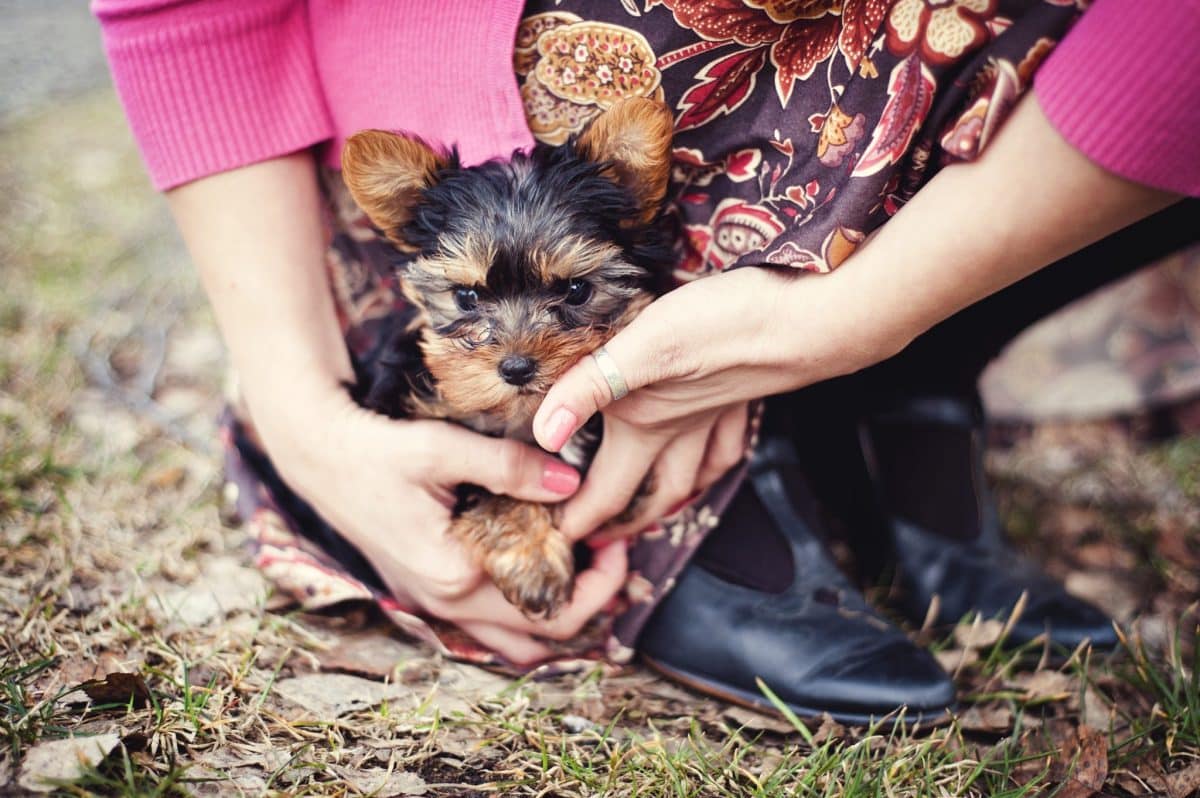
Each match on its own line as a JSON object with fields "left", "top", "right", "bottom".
{"left": 341, "top": 130, "right": 447, "bottom": 250}
{"left": 425, "top": 231, "right": 495, "bottom": 286}
{"left": 450, "top": 496, "right": 574, "bottom": 618}
{"left": 343, "top": 99, "right": 675, "bottom": 619}
{"left": 575, "top": 97, "right": 674, "bottom": 224}
{"left": 534, "top": 236, "right": 623, "bottom": 282}
{"left": 422, "top": 324, "right": 608, "bottom": 427}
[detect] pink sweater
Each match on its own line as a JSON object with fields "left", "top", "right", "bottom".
{"left": 93, "top": 0, "right": 1200, "bottom": 197}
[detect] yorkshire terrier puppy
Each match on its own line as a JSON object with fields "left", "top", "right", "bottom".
{"left": 341, "top": 98, "right": 675, "bottom": 618}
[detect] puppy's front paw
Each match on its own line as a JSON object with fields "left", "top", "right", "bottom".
{"left": 486, "top": 529, "right": 574, "bottom": 619}
{"left": 450, "top": 497, "right": 574, "bottom": 618}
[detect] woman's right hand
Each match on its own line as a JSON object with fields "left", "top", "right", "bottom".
{"left": 257, "top": 385, "right": 629, "bottom": 665}
{"left": 165, "top": 154, "right": 627, "bottom": 664}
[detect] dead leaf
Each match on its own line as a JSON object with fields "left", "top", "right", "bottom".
{"left": 810, "top": 714, "right": 847, "bottom": 744}
{"left": 1065, "top": 572, "right": 1138, "bottom": 622}
{"left": 1166, "top": 761, "right": 1200, "bottom": 798}
{"left": 957, "top": 703, "right": 1014, "bottom": 733}
{"left": 316, "top": 632, "right": 423, "bottom": 680}
{"left": 722, "top": 705, "right": 797, "bottom": 735}
{"left": 153, "top": 557, "right": 268, "bottom": 625}
{"left": 77, "top": 672, "right": 152, "bottom": 708}
{"left": 934, "top": 647, "right": 979, "bottom": 673}
{"left": 1013, "top": 670, "right": 1075, "bottom": 702}
{"left": 333, "top": 767, "right": 428, "bottom": 796}
{"left": 145, "top": 464, "right": 185, "bottom": 490}
{"left": 1079, "top": 686, "right": 1112, "bottom": 728}
{"left": 418, "top": 662, "right": 514, "bottom": 715}
{"left": 274, "top": 673, "right": 406, "bottom": 718}
{"left": 1053, "top": 725, "right": 1108, "bottom": 798}
{"left": 955, "top": 619, "right": 1006, "bottom": 650}
{"left": 17, "top": 733, "right": 121, "bottom": 793}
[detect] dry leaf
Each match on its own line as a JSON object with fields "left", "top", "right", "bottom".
{"left": 810, "top": 714, "right": 847, "bottom": 744}
{"left": 1053, "top": 725, "right": 1108, "bottom": 798}
{"left": 316, "top": 632, "right": 423, "bottom": 680}
{"left": 17, "top": 733, "right": 121, "bottom": 793}
{"left": 1166, "top": 761, "right": 1200, "bottom": 798}
{"left": 957, "top": 703, "right": 1014, "bottom": 733}
{"left": 1064, "top": 572, "right": 1138, "bottom": 622}
{"left": 77, "top": 672, "right": 152, "bottom": 708}
{"left": 274, "top": 674, "right": 406, "bottom": 718}
{"left": 333, "top": 767, "right": 428, "bottom": 796}
{"left": 153, "top": 556, "right": 268, "bottom": 625}
{"left": 955, "top": 619, "right": 1006, "bottom": 650}
{"left": 1013, "top": 670, "right": 1075, "bottom": 702}
{"left": 723, "top": 705, "right": 798, "bottom": 735}
{"left": 934, "top": 647, "right": 979, "bottom": 673}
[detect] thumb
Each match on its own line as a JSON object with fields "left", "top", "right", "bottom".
{"left": 533, "top": 319, "right": 661, "bottom": 452}
{"left": 418, "top": 422, "right": 581, "bottom": 503}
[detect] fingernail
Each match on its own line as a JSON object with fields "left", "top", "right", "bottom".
{"left": 541, "top": 459, "right": 580, "bottom": 495}
{"left": 544, "top": 407, "right": 578, "bottom": 451}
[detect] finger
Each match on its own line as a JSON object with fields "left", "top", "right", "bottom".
{"left": 512, "top": 539, "right": 628, "bottom": 641}
{"left": 533, "top": 310, "right": 677, "bottom": 452}
{"left": 557, "top": 420, "right": 663, "bottom": 541}
{"left": 694, "top": 402, "right": 749, "bottom": 492}
{"left": 417, "top": 422, "right": 581, "bottom": 502}
{"left": 456, "top": 621, "right": 555, "bottom": 666}
{"left": 426, "top": 542, "right": 627, "bottom": 642}
{"left": 593, "top": 421, "right": 710, "bottom": 544}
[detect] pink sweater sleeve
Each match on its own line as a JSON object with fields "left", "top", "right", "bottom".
{"left": 1034, "top": 0, "right": 1200, "bottom": 197}
{"left": 93, "top": 0, "right": 334, "bottom": 190}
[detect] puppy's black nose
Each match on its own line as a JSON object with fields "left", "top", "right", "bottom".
{"left": 499, "top": 355, "right": 538, "bottom": 386}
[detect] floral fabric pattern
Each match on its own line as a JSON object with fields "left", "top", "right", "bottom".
{"left": 518, "top": 0, "right": 1079, "bottom": 280}
{"left": 226, "top": 0, "right": 1083, "bottom": 671}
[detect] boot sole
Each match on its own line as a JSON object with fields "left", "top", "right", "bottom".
{"left": 640, "top": 654, "right": 956, "bottom": 730}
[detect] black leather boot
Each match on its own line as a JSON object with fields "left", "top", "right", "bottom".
{"left": 858, "top": 395, "right": 1118, "bottom": 652}
{"left": 637, "top": 437, "right": 955, "bottom": 727}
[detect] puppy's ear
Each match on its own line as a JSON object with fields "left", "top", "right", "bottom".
{"left": 575, "top": 97, "right": 674, "bottom": 224}
{"left": 342, "top": 130, "right": 449, "bottom": 250}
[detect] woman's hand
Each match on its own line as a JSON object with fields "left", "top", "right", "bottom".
{"left": 531, "top": 266, "right": 886, "bottom": 541}
{"left": 167, "top": 153, "right": 628, "bottom": 665}
{"left": 264, "top": 385, "right": 628, "bottom": 665}
{"left": 533, "top": 95, "right": 1181, "bottom": 544}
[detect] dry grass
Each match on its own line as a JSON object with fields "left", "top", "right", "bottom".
{"left": 1, "top": 89, "right": 1198, "bottom": 797}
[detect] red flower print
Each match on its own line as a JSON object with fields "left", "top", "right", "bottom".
{"left": 676, "top": 46, "right": 768, "bottom": 130}
{"left": 852, "top": 55, "right": 935, "bottom": 177}
{"left": 884, "top": 0, "right": 999, "bottom": 66}
{"left": 663, "top": 0, "right": 890, "bottom": 109}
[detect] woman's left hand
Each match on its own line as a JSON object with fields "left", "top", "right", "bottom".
{"left": 532, "top": 264, "right": 891, "bottom": 542}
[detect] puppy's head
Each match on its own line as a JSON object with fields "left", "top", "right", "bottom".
{"left": 342, "top": 98, "right": 675, "bottom": 429}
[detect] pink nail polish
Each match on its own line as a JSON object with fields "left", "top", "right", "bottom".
{"left": 541, "top": 459, "right": 579, "bottom": 495}
{"left": 545, "top": 407, "right": 578, "bottom": 451}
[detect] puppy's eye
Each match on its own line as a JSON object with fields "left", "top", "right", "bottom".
{"left": 564, "top": 279, "right": 592, "bottom": 306}
{"left": 454, "top": 288, "right": 479, "bottom": 312}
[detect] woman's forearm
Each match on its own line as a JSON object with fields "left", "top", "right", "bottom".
{"left": 166, "top": 152, "right": 353, "bottom": 438}
{"left": 810, "top": 94, "right": 1182, "bottom": 370}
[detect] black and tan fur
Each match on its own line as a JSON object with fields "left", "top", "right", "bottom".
{"left": 341, "top": 98, "right": 675, "bottom": 617}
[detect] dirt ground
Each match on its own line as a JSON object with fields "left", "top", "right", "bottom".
{"left": 2, "top": 14, "right": 1199, "bottom": 797}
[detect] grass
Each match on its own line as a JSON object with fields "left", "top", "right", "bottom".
{"left": 1, "top": 86, "right": 1199, "bottom": 796}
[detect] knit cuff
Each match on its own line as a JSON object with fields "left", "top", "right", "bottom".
{"left": 95, "top": 0, "right": 335, "bottom": 190}
{"left": 1034, "top": 0, "right": 1200, "bottom": 197}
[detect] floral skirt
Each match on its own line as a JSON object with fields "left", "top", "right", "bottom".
{"left": 223, "top": 0, "right": 1082, "bottom": 672}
